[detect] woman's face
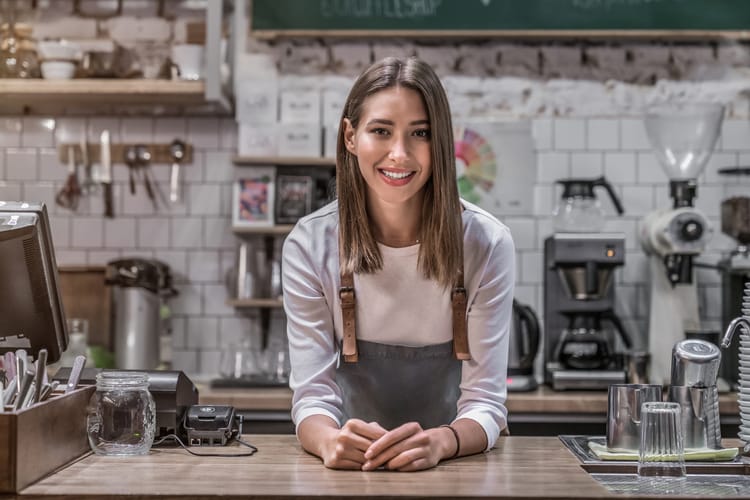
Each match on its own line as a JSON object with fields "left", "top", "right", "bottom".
{"left": 344, "top": 86, "right": 432, "bottom": 208}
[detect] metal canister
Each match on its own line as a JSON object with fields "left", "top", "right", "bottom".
{"left": 670, "top": 339, "right": 721, "bottom": 387}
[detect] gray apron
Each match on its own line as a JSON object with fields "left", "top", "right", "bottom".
{"left": 336, "top": 339, "right": 462, "bottom": 430}
{"left": 336, "top": 259, "right": 468, "bottom": 430}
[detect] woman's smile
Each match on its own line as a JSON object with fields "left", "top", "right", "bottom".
{"left": 379, "top": 168, "right": 417, "bottom": 185}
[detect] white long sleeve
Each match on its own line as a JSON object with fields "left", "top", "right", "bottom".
{"left": 282, "top": 199, "right": 515, "bottom": 449}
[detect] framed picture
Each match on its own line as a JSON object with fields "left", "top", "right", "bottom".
{"left": 232, "top": 167, "right": 276, "bottom": 227}
{"left": 276, "top": 174, "right": 314, "bottom": 224}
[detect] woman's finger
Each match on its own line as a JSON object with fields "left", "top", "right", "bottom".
{"left": 386, "top": 447, "right": 424, "bottom": 470}
{"left": 366, "top": 422, "right": 422, "bottom": 458}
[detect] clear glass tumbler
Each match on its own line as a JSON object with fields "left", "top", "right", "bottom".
{"left": 638, "top": 401, "right": 686, "bottom": 478}
{"left": 86, "top": 371, "right": 156, "bottom": 456}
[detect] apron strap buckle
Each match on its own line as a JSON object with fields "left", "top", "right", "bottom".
{"left": 339, "top": 284, "right": 358, "bottom": 362}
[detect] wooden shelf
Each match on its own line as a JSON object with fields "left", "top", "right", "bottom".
{"left": 227, "top": 298, "right": 284, "bottom": 308}
{"left": 0, "top": 79, "right": 214, "bottom": 114}
{"left": 232, "top": 225, "right": 294, "bottom": 235}
{"left": 233, "top": 156, "right": 335, "bottom": 167}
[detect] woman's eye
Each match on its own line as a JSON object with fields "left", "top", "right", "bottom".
{"left": 370, "top": 128, "right": 389, "bottom": 136}
{"left": 414, "top": 129, "right": 431, "bottom": 139}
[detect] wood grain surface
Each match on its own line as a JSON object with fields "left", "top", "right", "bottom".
{"left": 197, "top": 385, "right": 740, "bottom": 416}
{"left": 20, "top": 435, "right": 617, "bottom": 499}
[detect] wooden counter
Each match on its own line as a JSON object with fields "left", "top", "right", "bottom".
{"left": 17, "top": 435, "right": 728, "bottom": 500}
{"left": 198, "top": 385, "right": 740, "bottom": 415}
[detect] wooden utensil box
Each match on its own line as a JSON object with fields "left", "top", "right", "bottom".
{"left": 0, "top": 385, "right": 95, "bottom": 493}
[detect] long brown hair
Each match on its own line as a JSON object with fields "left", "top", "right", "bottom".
{"left": 336, "top": 56, "right": 463, "bottom": 289}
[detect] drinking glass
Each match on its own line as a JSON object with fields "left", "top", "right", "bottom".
{"left": 219, "top": 346, "right": 263, "bottom": 380}
{"left": 264, "top": 345, "right": 291, "bottom": 384}
{"left": 638, "top": 402, "right": 686, "bottom": 478}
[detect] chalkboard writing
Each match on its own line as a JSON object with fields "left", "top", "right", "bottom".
{"left": 251, "top": 0, "right": 750, "bottom": 35}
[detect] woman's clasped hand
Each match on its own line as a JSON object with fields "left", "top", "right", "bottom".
{"left": 321, "top": 419, "right": 456, "bottom": 471}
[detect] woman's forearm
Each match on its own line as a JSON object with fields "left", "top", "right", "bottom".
{"left": 297, "top": 414, "right": 340, "bottom": 458}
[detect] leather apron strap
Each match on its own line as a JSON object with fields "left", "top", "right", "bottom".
{"left": 339, "top": 271, "right": 358, "bottom": 362}
{"left": 339, "top": 265, "right": 470, "bottom": 362}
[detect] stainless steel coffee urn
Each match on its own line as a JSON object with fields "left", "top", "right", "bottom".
{"left": 106, "top": 258, "right": 176, "bottom": 370}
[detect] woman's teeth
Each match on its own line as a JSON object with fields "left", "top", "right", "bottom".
{"left": 381, "top": 170, "right": 413, "bottom": 179}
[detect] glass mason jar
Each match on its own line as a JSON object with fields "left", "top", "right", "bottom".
{"left": 87, "top": 371, "right": 156, "bottom": 456}
{"left": 0, "top": 23, "right": 39, "bottom": 78}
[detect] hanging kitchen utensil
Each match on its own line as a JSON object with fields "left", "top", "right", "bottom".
{"left": 55, "top": 146, "right": 81, "bottom": 211}
{"left": 80, "top": 132, "right": 96, "bottom": 194}
{"left": 135, "top": 144, "right": 159, "bottom": 210}
{"left": 169, "top": 139, "right": 186, "bottom": 204}
{"left": 100, "top": 130, "right": 114, "bottom": 218}
{"left": 125, "top": 145, "right": 138, "bottom": 195}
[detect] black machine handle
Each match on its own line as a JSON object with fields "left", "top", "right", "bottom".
{"left": 593, "top": 176, "right": 625, "bottom": 215}
{"left": 603, "top": 311, "right": 633, "bottom": 350}
{"left": 513, "top": 300, "right": 540, "bottom": 369}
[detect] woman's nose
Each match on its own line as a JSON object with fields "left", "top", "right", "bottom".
{"left": 388, "top": 137, "right": 409, "bottom": 162}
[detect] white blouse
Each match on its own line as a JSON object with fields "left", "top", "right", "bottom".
{"left": 281, "top": 199, "right": 515, "bottom": 450}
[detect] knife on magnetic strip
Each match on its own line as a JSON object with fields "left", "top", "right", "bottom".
{"left": 100, "top": 129, "right": 114, "bottom": 218}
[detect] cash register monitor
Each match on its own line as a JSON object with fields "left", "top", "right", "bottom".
{"left": 0, "top": 201, "right": 68, "bottom": 362}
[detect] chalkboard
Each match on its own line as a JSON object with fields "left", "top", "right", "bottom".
{"left": 250, "top": 0, "right": 750, "bottom": 37}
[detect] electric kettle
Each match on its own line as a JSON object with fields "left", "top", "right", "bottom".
{"left": 507, "top": 299, "right": 540, "bottom": 392}
{"left": 553, "top": 175, "right": 624, "bottom": 232}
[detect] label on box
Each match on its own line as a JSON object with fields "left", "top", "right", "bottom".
{"left": 280, "top": 89, "right": 321, "bottom": 125}
{"left": 236, "top": 82, "right": 278, "bottom": 124}
{"left": 278, "top": 123, "right": 321, "bottom": 157}
{"left": 238, "top": 123, "right": 278, "bottom": 157}
{"left": 322, "top": 89, "right": 347, "bottom": 126}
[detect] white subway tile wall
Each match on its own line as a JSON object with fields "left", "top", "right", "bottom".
{"left": 4, "top": 15, "right": 750, "bottom": 378}
{"left": 2, "top": 112, "right": 749, "bottom": 377}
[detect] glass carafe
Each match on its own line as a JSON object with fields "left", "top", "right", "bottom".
{"left": 553, "top": 176, "right": 624, "bottom": 232}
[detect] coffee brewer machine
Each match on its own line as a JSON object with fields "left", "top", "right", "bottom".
{"left": 718, "top": 196, "right": 750, "bottom": 389}
{"left": 544, "top": 233, "right": 632, "bottom": 390}
{"left": 640, "top": 103, "right": 724, "bottom": 384}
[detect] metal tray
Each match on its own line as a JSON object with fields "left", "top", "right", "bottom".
{"left": 559, "top": 435, "right": 747, "bottom": 475}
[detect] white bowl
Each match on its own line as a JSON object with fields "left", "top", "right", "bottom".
{"left": 41, "top": 61, "right": 76, "bottom": 80}
{"left": 37, "top": 40, "right": 80, "bottom": 61}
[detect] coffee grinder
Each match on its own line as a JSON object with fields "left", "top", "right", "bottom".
{"left": 717, "top": 195, "right": 750, "bottom": 389}
{"left": 544, "top": 233, "right": 632, "bottom": 390}
{"left": 640, "top": 103, "right": 724, "bottom": 384}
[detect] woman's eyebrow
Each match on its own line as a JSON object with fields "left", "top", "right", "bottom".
{"left": 365, "top": 118, "right": 429, "bottom": 126}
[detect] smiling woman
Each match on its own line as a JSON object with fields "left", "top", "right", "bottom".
{"left": 342, "top": 86, "right": 433, "bottom": 241}
{"left": 281, "top": 56, "right": 516, "bottom": 472}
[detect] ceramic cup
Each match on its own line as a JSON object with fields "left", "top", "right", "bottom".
{"left": 170, "top": 43, "right": 204, "bottom": 80}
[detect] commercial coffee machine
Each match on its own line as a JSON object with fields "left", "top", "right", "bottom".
{"left": 718, "top": 196, "right": 750, "bottom": 389}
{"left": 544, "top": 233, "right": 632, "bottom": 390}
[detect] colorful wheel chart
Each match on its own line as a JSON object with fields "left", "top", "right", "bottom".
{"left": 454, "top": 126, "right": 497, "bottom": 204}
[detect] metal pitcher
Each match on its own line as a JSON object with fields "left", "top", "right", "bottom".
{"left": 667, "top": 385, "right": 722, "bottom": 450}
{"left": 606, "top": 384, "right": 662, "bottom": 451}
